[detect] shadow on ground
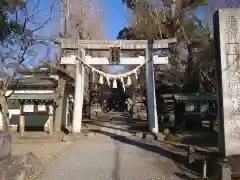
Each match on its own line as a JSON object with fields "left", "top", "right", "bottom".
{"left": 180, "top": 131, "right": 218, "bottom": 147}
{"left": 91, "top": 129, "right": 220, "bottom": 179}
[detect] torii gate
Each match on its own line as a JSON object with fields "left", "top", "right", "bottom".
{"left": 60, "top": 38, "right": 176, "bottom": 134}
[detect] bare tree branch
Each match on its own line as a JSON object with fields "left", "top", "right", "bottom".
{"left": 0, "top": 0, "right": 63, "bottom": 131}
{"left": 66, "top": 0, "right": 106, "bottom": 40}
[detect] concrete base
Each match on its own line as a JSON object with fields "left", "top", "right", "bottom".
{"left": 145, "top": 134, "right": 155, "bottom": 141}
{"left": 155, "top": 133, "right": 165, "bottom": 141}
{"left": 136, "top": 132, "right": 145, "bottom": 139}
{"left": 217, "top": 159, "right": 231, "bottom": 180}
{"left": 135, "top": 132, "right": 165, "bottom": 142}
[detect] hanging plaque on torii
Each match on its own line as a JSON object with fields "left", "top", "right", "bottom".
{"left": 109, "top": 47, "right": 121, "bottom": 65}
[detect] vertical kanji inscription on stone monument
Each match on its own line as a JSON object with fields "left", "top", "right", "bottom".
{"left": 214, "top": 9, "right": 240, "bottom": 156}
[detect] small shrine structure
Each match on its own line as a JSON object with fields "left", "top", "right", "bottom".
{"left": 0, "top": 65, "right": 74, "bottom": 135}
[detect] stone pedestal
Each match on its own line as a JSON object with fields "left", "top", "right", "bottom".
{"left": 218, "top": 159, "right": 231, "bottom": 180}
{"left": 214, "top": 9, "right": 240, "bottom": 156}
{"left": 0, "top": 132, "right": 12, "bottom": 159}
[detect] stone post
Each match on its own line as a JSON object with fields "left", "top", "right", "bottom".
{"left": 19, "top": 105, "right": 25, "bottom": 136}
{"left": 54, "top": 78, "right": 66, "bottom": 132}
{"left": 214, "top": 9, "right": 240, "bottom": 156}
{"left": 48, "top": 104, "right": 54, "bottom": 135}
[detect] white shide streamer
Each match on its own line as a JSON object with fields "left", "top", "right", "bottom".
{"left": 72, "top": 55, "right": 149, "bottom": 89}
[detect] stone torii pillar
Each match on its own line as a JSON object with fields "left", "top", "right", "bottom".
{"left": 60, "top": 39, "right": 176, "bottom": 134}
{"left": 72, "top": 49, "right": 85, "bottom": 133}
{"left": 146, "top": 40, "right": 158, "bottom": 133}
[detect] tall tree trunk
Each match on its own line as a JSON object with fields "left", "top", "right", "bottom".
{"left": 185, "top": 44, "right": 200, "bottom": 93}
{"left": 0, "top": 92, "right": 9, "bottom": 132}
{"left": 186, "top": 45, "right": 194, "bottom": 78}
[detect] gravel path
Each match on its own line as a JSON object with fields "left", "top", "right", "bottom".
{"left": 39, "top": 135, "right": 183, "bottom": 180}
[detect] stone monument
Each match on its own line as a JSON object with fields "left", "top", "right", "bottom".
{"left": 214, "top": 9, "right": 240, "bottom": 156}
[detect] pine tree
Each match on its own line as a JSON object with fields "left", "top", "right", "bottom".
{"left": 119, "top": 0, "right": 238, "bottom": 92}
{"left": 0, "top": 0, "right": 26, "bottom": 39}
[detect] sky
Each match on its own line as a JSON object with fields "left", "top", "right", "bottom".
{"left": 23, "top": 0, "right": 130, "bottom": 68}
{"left": 101, "top": 0, "right": 130, "bottom": 40}
{"left": 37, "top": 0, "right": 206, "bottom": 40}
{"left": 197, "top": 7, "right": 205, "bottom": 22}
{"left": 32, "top": 0, "right": 130, "bottom": 39}
{"left": 20, "top": 0, "right": 207, "bottom": 69}
{"left": 1, "top": 0, "right": 238, "bottom": 74}
{"left": 91, "top": 1, "right": 205, "bottom": 40}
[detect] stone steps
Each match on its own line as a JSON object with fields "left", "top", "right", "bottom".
{"left": 88, "top": 120, "right": 135, "bottom": 136}
{"left": 97, "top": 126, "right": 134, "bottom": 137}
{"left": 85, "top": 120, "right": 152, "bottom": 139}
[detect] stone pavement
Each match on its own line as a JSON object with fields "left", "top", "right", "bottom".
{"left": 38, "top": 135, "right": 183, "bottom": 180}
